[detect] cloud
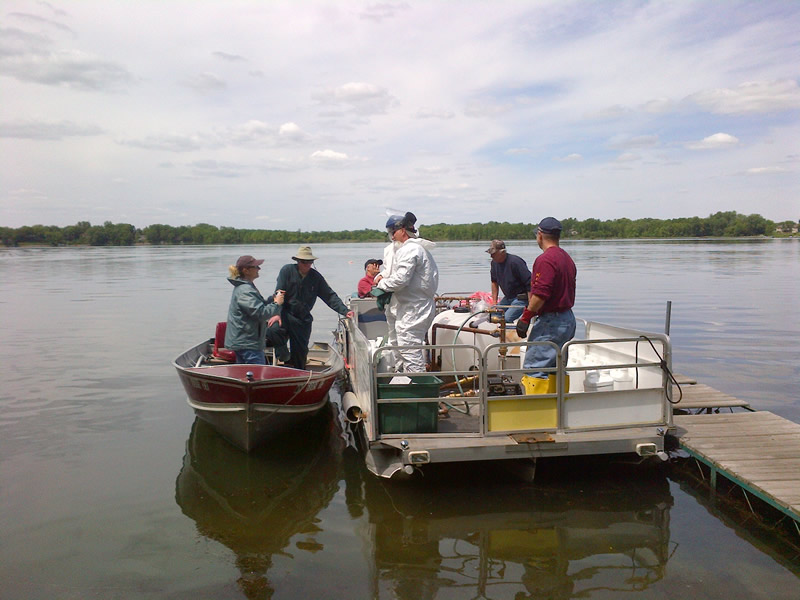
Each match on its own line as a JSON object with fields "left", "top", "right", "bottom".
{"left": 608, "top": 134, "right": 659, "bottom": 150}
{"left": 212, "top": 51, "right": 246, "bottom": 62}
{"left": 640, "top": 97, "right": 676, "bottom": 114}
{"left": 745, "top": 166, "right": 790, "bottom": 175}
{"left": 0, "top": 26, "right": 52, "bottom": 56}
{"left": 278, "top": 122, "right": 308, "bottom": 141}
{"left": 688, "top": 80, "right": 800, "bottom": 115}
{"left": 7, "top": 11, "right": 74, "bottom": 36}
{"left": 188, "top": 160, "right": 249, "bottom": 178}
{"left": 686, "top": 133, "right": 740, "bottom": 150}
{"left": 0, "top": 48, "right": 133, "bottom": 90}
{"left": 584, "top": 105, "right": 632, "bottom": 120}
{"left": 556, "top": 153, "right": 583, "bottom": 162}
{"left": 35, "top": 2, "right": 69, "bottom": 18}
{"left": 258, "top": 158, "right": 307, "bottom": 172}
{"left": 359, "top": 2, "right": 411, "bottom": 22}
{"left": 119, "top": 133, "right": 212, "bottom": 152}
{"left": 615, "top": 152, "right": 640, "bottom": 162}
{"left": 464, "top": 99, "right": 515, "bottom": 118}
{"left": 182, "top": 72, "right": 226, "bottom": 92}
{"left": 310, "top": 149, "right": 349, "bottom": 161}
{"left": 8, "top": 187, "right": 49, "bottom": 201}
{"left": 415, "top": 108, "right": 455, "bottom": 119}
{"left": 120, "top": 120, "right": 310, "bottom": 152}
{"left": 313, "top": 82, "right": 397, "bottom": 115}
{"left": 505, "top": 148, "right": 534, "bottom": 156}
{"left": 227, "top": 120, "right": 275, "bottom": 144}
{"left": 416, "top": 166, "right": 449, "bottom": 174}
{"left": 0, "top": 119, "right": 103, "bottom": 139}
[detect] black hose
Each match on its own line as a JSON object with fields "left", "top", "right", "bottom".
{"left": 635, "top": 335, "right": 682, "bottom": 404}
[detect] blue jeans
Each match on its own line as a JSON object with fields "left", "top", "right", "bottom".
{"left": 498, "top": 296, "right": 526, "bottom": 322}
{"left": 522, "top": 309, "right": 576, "bottom": 379}
{"left": 234, "top": 349, "right": 267, "bottom": 365}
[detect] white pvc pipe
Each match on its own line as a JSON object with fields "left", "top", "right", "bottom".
{"left": 342, "top": 391, "right": 365, "bottom": 423}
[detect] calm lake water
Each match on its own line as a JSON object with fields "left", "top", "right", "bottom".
{"left": 1, "top": 239, "right": 798, "bottom": 599}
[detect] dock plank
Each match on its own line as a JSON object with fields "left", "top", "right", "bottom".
{"left": 673, "top": 411, "right": 800, "bottom": 524}
{"left": 674, "top": 383, "right": 751, "bottom": 410}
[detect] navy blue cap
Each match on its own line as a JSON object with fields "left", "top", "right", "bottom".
{"left": 537, "top": 217, "right": 562, "bottom": 234}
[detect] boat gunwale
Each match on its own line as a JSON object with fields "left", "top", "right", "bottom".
{"left": 173, "top": 340, "right": 344, "bottom": 387}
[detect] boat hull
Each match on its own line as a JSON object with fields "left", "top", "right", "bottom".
{"left": 174, "top": 342, "right": 343, "bottom": 452}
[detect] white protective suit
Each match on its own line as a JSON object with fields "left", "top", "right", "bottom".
{"left": 376, "top": 237, "right": 439, "bottom": 373}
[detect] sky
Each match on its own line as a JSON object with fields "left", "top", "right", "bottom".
{"left": 1, "top": 0, "right": 798, "bottom": 231}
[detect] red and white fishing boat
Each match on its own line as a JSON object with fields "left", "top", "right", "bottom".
{"left": 173, "top": 325, "right": 343, "bottom": 452}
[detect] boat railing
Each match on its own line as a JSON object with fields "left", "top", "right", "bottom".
{"left": 366, "top": 333, "right": 672, "bottom": 440}
{"left": 341, "top": 301, "right": 673, "bottom": 440}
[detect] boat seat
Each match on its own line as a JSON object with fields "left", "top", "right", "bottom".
{"left": 213, "top": 322, "right": 236, "bottom": 362}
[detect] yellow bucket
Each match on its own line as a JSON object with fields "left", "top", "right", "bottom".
{"left": 520, "top": 374, "right": 569, "bottom": 394}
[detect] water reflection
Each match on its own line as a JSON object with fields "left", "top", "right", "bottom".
{"left": 175, "top": 406, "right": 344, "bottom": 599}
{"left": 353, "top": 462, "right": 674, "bottom": 599}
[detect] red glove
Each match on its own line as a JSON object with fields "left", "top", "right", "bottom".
{"left": 515, "top": 309, "right": 534, "bottom": 338}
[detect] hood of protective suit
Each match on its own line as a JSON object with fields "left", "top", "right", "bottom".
{"left": 376, "top": 237, "right": 439, "bottom": 330}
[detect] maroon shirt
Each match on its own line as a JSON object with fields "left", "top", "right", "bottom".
{"left": 357, "top": 274, "right": 375, "bottom": 298}
{"left": 530, "top": 246, "right": 576, "bottom": 315}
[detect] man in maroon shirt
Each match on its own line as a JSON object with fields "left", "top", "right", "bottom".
{"left": 516, "top": 217, "right": 577, "bottom": 379}
{"left": 357, "top": 258, "right": 383, "bottom": 298}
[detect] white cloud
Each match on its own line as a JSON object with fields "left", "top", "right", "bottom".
{"left": 584, "top": 105, "right": 632, "bottom": 120}
{"left": 119, "top": 133, "right": 212, "bottom": 152}
{"left": 608, "top": 134, "right": 659, "bottom": 150}
{"left": 359, "top": 2, "right": 411, "bottom": 22}
{"left": 278, "top": 122, "right": 307, "bottom": 141}
{"left": 311, "top": 149, "right": 349, "bottom": 161}
{"left": 686, "top": 133, "right": 740, "bottom": 150}
{"left": 7, "top": 11, "right": 74, "bottom": 35}
{"left": 556, "top": 153, "right": 583, "bottom": 162}
{"left": 640, "top": 97, "right": 676, "bottom": 114}
{"left": 0, "top": 48, "right": 132, "bottom": 90}
{"left": 182, "top": 72, "right": 226, "bottom": 92}
{"left": 688, "top": 80, "right": 800, "bottom": 115}
{"left": 313, "top": 82, "right": 396, "bottom": 115}
{"left": 0, "top": 119, "right": 103, "bottom": 139}
{"left": 212, "top": 51, "right": 246, "bottom": 62}
{"left": 505, "top": 148, "right": 533, "bottom": 156}
{"left": 188, "top": 160, "right": 249, "bottom": 178}
{"left": 415, "top": 108, "right": 454, "bottom": 119}
{"left": 745, "top": 166, "right": 790, "bottom": 175}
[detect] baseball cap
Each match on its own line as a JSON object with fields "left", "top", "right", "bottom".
{"left": 537, "top": 217, "right": 562, "bottom": 234}
{"left": 486, "top": 239, "right": 506, "bottom": 254}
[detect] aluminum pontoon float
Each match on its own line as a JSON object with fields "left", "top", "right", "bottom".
{"left": 337, "top": 297, "right": 676, "bottom": 479}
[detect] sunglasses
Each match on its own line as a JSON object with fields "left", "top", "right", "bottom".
{"left": 297, "top": 259, "right": 314, "bottom": 265}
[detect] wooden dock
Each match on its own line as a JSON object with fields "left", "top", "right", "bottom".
{"left": 673, "top": 381, "right": 752, "bottom": 412}
{"left": 672, "top": 410, "right": 800, "bottom": 529}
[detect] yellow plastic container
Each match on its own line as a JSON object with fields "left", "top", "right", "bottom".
{"left": 486, "top": 374, "right": 568, "bottom": 432}
{"left": 520, "top": 374, "right": 570, "bottom": 394}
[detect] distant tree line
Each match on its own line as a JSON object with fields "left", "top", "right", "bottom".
{"left": 1, "top": 212, "right": 795, "bottom": 247}
{"left": 0, "top": 221, "right": 136, "bottom": 247}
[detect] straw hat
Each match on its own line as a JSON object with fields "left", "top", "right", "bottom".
{"left": 292, "top": 245, "right": 318, "bottom": 261}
